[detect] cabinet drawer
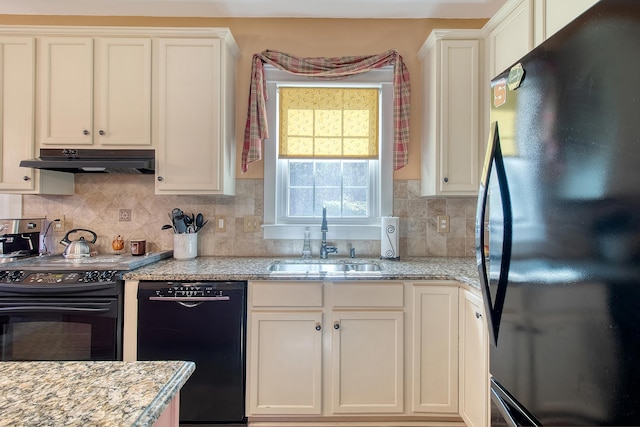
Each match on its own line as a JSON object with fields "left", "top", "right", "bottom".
{"left": 251, "top": 281, "right": 323, "bottom": 307}
{"left": 330, "top": 282, "right": 404, "bottom": 307}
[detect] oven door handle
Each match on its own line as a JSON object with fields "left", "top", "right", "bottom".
{"left": 0, "top": 303, "right": 113, "bottom": 314}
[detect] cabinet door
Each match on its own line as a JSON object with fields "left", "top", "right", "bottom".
{"left": 460, "top": 289, "right": 488, "bottom": 427}
{"left": 438, "top": 39, "right": 480, "bottom": 195}
{"left": 156, "top": 38, "right": 223, "bottom": 194}
{"left": 420, "top": 32, "right": 481, "bottom": 197}
{"left": 331, "top": 311, "right": 403, "bottom": 413}
{"left": 247, "top": 311, "right": 323, "bottom": 415}
{"left": 487, "top": 0, "right": 533, "bottom": 79}
{"left": 537, "top": 0, "right": 598, "bottom": 42}
{"left": 94, "top": 38, "right": 151, "bottom": 146}
{"left": 0, "top": 37, "right": 36, "bottom": 190}
{"left": 411, "top": 285, "right": 458, "bottom": 413}
{"left": 39, "top": 37, "right": 93, "bottom": 145}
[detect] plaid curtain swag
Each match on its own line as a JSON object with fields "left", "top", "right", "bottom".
{"left": 241, "top": 49, "right": 410, "bottom": 172}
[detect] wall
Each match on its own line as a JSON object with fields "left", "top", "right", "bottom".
{"left": 23, "top": 174, "right": 477, "bottom": 258}
{"left": 2, "top": 14, "right": 483, "bottom": 257}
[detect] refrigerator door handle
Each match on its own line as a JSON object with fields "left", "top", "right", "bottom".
{"left": 491, "top": 378, "right": 541, "bottom": 427}
{"left": 476, "top": 121, "right": 513, "bottom": 346}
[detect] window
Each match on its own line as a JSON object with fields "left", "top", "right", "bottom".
{"left": 263, "top": 66, "right": 394, "bottom": 240}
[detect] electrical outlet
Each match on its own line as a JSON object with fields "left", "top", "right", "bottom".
{"left": 119, "top": 209, "right": 131, "bottom": 222}
{"left": 215, "top": 215, "right": 227, "bottom": 232}
{"left": 48, "top": 214, "right": 65, "bottom": 231}
{"left": 437, "top": 215, "right": 450, "bottom": 233}
{"left": 243, "top": 215, "right": 261, "bottom": 233}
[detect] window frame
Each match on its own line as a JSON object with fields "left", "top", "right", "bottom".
{"left": 263, "top": 66, "right": 394, "bottom": 241}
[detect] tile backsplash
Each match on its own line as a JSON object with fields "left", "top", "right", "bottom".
{"left": 22, "top": 174, "right": 477, "bottom": 258}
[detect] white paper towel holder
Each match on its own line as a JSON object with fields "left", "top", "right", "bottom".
{"left": 381, "top": 216, "right": 400, "bottom": 260}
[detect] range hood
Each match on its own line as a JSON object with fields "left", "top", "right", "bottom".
{"left": 20, "top": 149, "right": 155, "bottom": 174}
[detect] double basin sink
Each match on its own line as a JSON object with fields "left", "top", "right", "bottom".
{"left": 269, "top": 260, "right": 381, "bottom": 275}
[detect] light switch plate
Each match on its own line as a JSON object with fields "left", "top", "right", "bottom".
{"left": 215, "top": 215, "right": 227, "bottom": 232}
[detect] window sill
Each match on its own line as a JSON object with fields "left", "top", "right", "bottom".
{"left": 263, "top": 224, "right": 381, "bottom": 240}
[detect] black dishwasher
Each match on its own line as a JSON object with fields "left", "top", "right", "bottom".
{"left": 137, "top": 281, "right": 247, "bottom": 424}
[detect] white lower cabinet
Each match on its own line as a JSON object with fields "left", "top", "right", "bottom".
{"left": 247, "top": 281, "right": 323, "bottom": 416}
{"left": 248, "top": 311, "right": 323, "bottom": 415}
{"left": 459, "top": 289, "right": 488, "bottom": 427}
{"left": 411, "top": 283, "right": 459, "bottom": 414}
{"left": 330, "top": 281, "right": 404, "bottom": 414}
{"left": 247, "top": 280, "right": 484, "bottom": 426}
{"left": 331, "top": 311, "right": 403, "bottom": 414}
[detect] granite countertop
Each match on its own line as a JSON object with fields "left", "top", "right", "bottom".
{"left": 0, "top": 360, "right": 194, "bottom": 427}
{"left": 124, "top": 256, "right": 481, "bottom": 289}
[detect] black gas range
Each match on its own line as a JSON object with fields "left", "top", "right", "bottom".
{"left": 0, "top": 251, "right": 170, "bottom": 361}
{"left": 0, "top": 252, "right": 170, "bottom": 295}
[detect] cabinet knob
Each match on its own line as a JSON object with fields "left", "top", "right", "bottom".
{"left": 475, "top": 312, "right": 482, "bottom": 319}
{"left": 315, "top": 323, "right": 322, "bottom": 331}
{"left": 443, "top": 177, "right": 449, "bottom": 183}
{"left": 98, "top": 130, "right": 105, "bottom": 135}
{"left": 333, "top": 322, "right": 340, "bottom": 330}
{"left": 23, "top": 175, "right": 31, "bottom": 181}
{"left": 83, "top": 130, "right": 90, "bottom": 135}
{"left": 157, "top": 176, "right": 164, "bottom": 182}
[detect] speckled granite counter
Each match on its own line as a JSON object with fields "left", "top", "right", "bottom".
{"left": 0, "top": 360, "right": 194, "bottom": 427}
{"left": 123, "top": 256, "right": 480, "bottom": 289}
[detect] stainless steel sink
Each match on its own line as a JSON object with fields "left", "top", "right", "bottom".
{"left": 268, "top": 260, "right": 381, "bottom": 274}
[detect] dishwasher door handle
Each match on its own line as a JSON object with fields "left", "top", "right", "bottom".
{"left": 148, "top": 296, "right": 231, "bottom": 302}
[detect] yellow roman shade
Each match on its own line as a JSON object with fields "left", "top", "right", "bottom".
{"left": 279, "top": 87, "right": 379, "bottom": 159}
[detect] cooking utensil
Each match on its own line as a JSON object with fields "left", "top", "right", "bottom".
{"left": 175, "top": 216, "right": 187, "bottom": 233}
{"left": 60, "top": 228, "right": 98, "bottom": 258}
{"left": 196, "top": 213, "right": 204, "bottom": 228}
{"left": 162, "top": 224, "right": 174, "bottom": 231}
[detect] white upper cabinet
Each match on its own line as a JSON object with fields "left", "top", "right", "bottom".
{"left": 154, "top": 35, "right": 237, "bottom": 195}
{"left": 534, "top": 0, "right": 600, "bottom": 44}
{"left": 38, "top": 37, "right": 152, "bottom": 147}
{"left": 0, "top": 36, "right": 73, "bottom": 194}
{"left": 419, "top": 30, "right": 482, "bottom": 196}
{"left": 484, "top": 0, "right": 534, "bottom": 80}
{"left": 484, "top": 0, "right": 600, "bottom": 80}
{"left": 94, "top": 38, "right": 152, "bottom": 146}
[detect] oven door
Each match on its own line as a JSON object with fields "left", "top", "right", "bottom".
{"left": 0, "top": 297, "right": 121, "bottom": 361}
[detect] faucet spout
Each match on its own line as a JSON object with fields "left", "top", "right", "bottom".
{"left": 321, "top": 206, "right": 328, "bottom": 232}
{"left": 320, "top": 206, "right": 337, "bottom": 259}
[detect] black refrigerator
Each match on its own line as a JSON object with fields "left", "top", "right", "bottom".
{"left": 476, "top": 1, "right": 640, "bottom": 425}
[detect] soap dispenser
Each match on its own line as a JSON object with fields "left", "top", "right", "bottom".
{"left": 302, "top": 227, "right": 312, "bottom": 259}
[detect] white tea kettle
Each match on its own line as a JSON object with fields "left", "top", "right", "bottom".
{"left": 60, "top": 228, "right": 98, "bottom": 258}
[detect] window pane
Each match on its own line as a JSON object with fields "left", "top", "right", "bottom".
{"left": 343, "top": 161, "right": 368, "bottom": 186}
{"left": 289, "top": 188, "right": 314, "bottom": 216}
{"left": 289, "top": 161, "right": 314, "bottom": 186}
{"left": 315, "top": 188, "right": 341, "bottom": 217}
{"left": 315, "top": 161, "right": 341, "bottom": 187}
{"left": 343, "top": 188, "right": 368, "bottom": 217}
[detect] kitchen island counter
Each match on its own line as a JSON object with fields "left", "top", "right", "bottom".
{"left": 0, "top": 360, "right": 194, "bottom": 427}
{"left": 123, "top": 256, "right": 479, "bottom": 289}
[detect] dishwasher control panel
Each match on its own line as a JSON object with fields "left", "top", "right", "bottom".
{"left": 153, "top": 283, "right": 226, "bottom": 298}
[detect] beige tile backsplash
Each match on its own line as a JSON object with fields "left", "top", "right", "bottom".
{"left": 22, "top": 174, "right": 477, "bottom": 258}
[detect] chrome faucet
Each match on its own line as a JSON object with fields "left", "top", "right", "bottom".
{"left": 320, "top": 206, "right": 338, "bottom": 259}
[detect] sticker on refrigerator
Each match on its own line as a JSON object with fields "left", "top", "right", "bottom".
{"left": 493, "top": 78, "right": 507, "bottom": 108}
{"left": 507, "top": 63, "right": 525, "bottom": 90}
